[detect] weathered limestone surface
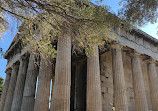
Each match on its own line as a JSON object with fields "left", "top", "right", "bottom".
{"left": 156, "top": 66, "right": 158, "bottom": 75}
{"left": 0, "top": 72, "right": 11, "bottom": 111}
{"left": 52, "top": 30, "right": 71, "bottom": 111}
{"left": 141, "top": 60, "right": 152, "bottom": 110}
{"left": 131, "top": 54, "right": 148, "bottom": 111}
{"left": 87, "top": 45, "right": 102, "bottom": 111}
{"left": 100, "top": 51, "right": 136, "bottom": 111}
{"left": 2, "top": 27, "right": 158, "bottom": 111}
{"left": 100, "top": 52, "right": 113, "bottom": 111}
{"left": 148, "top": 62, "right": 158, "bottom": 111}
{"left": 111, "top": 29, "right": 158, "bottom": 61}
{"left": 122, "top": 52, "right": 135, "bottom": 111}
{"left": 3, "top": 65, "right": 19, "bottom": 111}
{"left": 112, "top": 44, "right": 128, "bottom": 111}
{"left": 21, "top": 54, "right": 38, "bottom": 111}
{"left": 11, "top": 56, "right": 29, "bottom": 111}
{"left": 34, "top": 58, "right": 52, "bottom": 111}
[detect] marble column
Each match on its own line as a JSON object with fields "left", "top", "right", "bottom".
{"left": 87, "top": 45, "right": 102, "bottom": 111}
{"left": 34, "top": 58, "right": 52, "bottom": 111}
{"left": 51, "top": 29, "right": 71, "bottom": 111}
{"left": 111, "top": 44, "right": 128, "bottom": 111}
{"left": 147, "top": 59, "right": 158, "bottom": 111}
{"left": 21, "top": 54, "right": 38, "bottom": 111}
{"left": 131, "top": 52, "right": 148, "bottom": 111}
{"left": 3, "top": 63, "right": 19, "bottom": 111}
{"left": 11, "top": 55, "right": 29, "bottom": 111}
{"left": 0, "top": 69, "right": 11, "bottom": 111}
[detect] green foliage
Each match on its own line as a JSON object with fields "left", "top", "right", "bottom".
{"left": 119, "top": 0, "right": 158, "bottom": 26}
{"left": 0, "top": 0, "right": 157, "bottom": 58}
{"left": 0, "top": 13, "right": 8, "bottom": 39}
{"left": 15, "top": 0, "right": 121, "bottom": 58}
{"left": 0, "top": 48, "right": 4, "bottom": 59}
{"left": 0, "top": 77, "right": 4, "bottom": 101}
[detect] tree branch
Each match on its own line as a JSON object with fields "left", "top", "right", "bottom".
{"left": 0, "top": 6, "right": 30, "bottom": 20}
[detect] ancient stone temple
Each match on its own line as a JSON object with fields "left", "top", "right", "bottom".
{"left": 0, "top": 28, "right": 158, "bottom": 111}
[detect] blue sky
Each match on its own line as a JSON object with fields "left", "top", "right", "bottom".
{"left": 0, "top": 15, "right": 18, "bottom": 79}
{"left": 0, "top": 0, "right": 158, "bottom": 80}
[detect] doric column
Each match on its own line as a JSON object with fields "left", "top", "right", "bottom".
{"left": 147, "top": 59, "right": 158, "bottom": 111}
{"left": 21, "top": 54, "right": 38, "bottom": 111}
{"left": 111, "top": 44, "right": 128, "bottom": 111}
{"left": 34, "top": 58, "right": 52, "bottom": 111}
{"left": 3, "top": 63, "right": 19, "bottom": 111}
{"left": 11, "top": 55, "right": 29, "bottom": 111}
{"left": 87, "top": 45, "right": 102, "bottom": 111}
{"left": 51, "top": 29, "right": 71, "bottom": 111}
{"left": 0, "top": 69, "right": 11, "bottom": 111}
{"left": 131, "top": 52, "right": 148, "bottom": 111}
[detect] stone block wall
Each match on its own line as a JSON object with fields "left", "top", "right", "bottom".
{"left": 122, "top": 52, "right": 135, "bottom": 111}
{"left": 100, "top": 51, "right": 113, "bottom": 111}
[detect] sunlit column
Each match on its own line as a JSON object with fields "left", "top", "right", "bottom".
{"left": 87, "top": 45, "right": 102, "bottom": 111}
{"left": 131, "top": 52, "right": 148, "bottom": 111}
{"left": 52, "top": 29, "right": 71, "bottom": 111}
{"left": 111, "top": 44, "right": 128, "bottom": 111}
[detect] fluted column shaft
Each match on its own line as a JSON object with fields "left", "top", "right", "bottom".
{"left": 52, "top": 30, "right": 71, "bottom": 111}
{"left": 34, "top": 58, "right": 52, "bottom": 111}
{"left": 148, "top": 61, "right": 158, "bottom": 111}
{"left": 3, "top": 65, "right": 19, "bottom": 111}
{"left": 0, "top": 71, "right": 11, "bottom": 111}
{"left": 131, "top": 54, "right": 148, "bottom": 111}
{"left": 21, "top": 54, "right": 38, "bottom": 111}
{"left": 87, "top": 45, "right": 102, "bottom": 111}
{"left": 11, "top": 56, "right": 29, "bottom": 111}
{"left": 112, "top": 44, "right": 128, "bottom": 111}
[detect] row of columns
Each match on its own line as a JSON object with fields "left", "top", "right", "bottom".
{"left": 111, "top": 44, "right": 158, "bottom": 111}
{"left": 0, "top": 38, "right": 158, "bottom": 111}
{"left": 0, "top": 54, "right": 38, "bottom": 111}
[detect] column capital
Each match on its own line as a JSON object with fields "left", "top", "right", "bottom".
{"left": 11, "top": 62, "right": 20, "bottom": 69}
{"left": 144, "top": 57, "right": 156, "bottom": 64}
{"left": 20, "top": 53, "right": 29, "bottom": 62}
{"left": 5, "top": 68, "right": 12, "bottom": 75}
{"left": 111, "top": 44, "right": 123, "bottom": 49}
{"left": 129, "top": 50, "right": 141, "bottom": 57}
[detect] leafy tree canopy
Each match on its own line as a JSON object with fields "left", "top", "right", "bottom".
{"left": 0, "top": 48, "right": 4, "bottom": 58}
{"left": 119, "top": 0, "right": 158, "bottom": 26}
{"left": 0, "top": 0, "right": 157, "bottom": 58}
